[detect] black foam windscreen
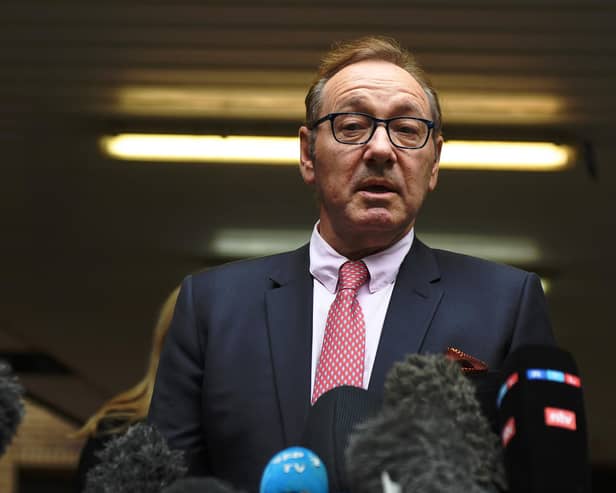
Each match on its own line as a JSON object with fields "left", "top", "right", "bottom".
{"left": 301, "top": 386, "right": 381, "bottom": 493}
{"left": 464, "top": 369, "right": 509, "bottom": 436}
{"left": 83, "top": 422, "right": 187, "bottom": 493}
{"left": 346, "top": 354, "right": 505, "bottom": 493}
{"left": 497, "top": 345, "right": 590, "bottom": 493}
{"left": 0, "top": 359, "right": 25, "bottom": 456}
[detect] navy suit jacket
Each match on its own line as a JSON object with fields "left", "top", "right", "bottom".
{"left": 148, "top": 238, "right": 554, "bottom": 491}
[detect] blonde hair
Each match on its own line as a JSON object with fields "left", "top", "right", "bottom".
{"left": 72, "top": 286, "right": 180, "bottom": 438}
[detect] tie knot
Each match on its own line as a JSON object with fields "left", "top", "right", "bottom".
{"left": 338, "top": 260, "right": 369, "bottom": 292}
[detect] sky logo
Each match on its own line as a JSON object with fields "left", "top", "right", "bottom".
{"left": 565, "top": 373, "right": 581, "bottom": 387}
{"left": 497, "top": 368, "right": 581, "bottom": 408}
{"left": 527, "top": 369, "right": 547, "bottom": 380}
{"left": 546, "top": 370, "right": 565, "bottom": 382}
{"left": 527, "top": 368, "right": 581, "bottom": 388}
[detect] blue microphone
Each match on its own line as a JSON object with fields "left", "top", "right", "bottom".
{"left": 260, "top": 446, "right": 328, "bottom": 493}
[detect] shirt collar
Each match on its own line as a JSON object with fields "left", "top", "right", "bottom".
{"left": 309, "top": 222, "right": 414, "bottom": 294}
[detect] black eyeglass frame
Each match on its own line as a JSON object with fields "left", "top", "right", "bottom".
{"left": 308, "top": 111, "right": 435, "bottom": 150}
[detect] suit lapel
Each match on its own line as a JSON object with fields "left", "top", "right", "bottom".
{"left": 265, "top": 245, "right": 313, "bottom": 445}
{"left": 369, "top": 238, "right": 444, "bottom": 394}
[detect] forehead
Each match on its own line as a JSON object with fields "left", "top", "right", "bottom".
{"left": 321, "top": 59, "right": 430, "bottom": 117}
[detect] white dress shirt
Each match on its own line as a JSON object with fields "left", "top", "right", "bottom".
{"left": 309, "top": 223, "right": 415, "bottom": 394}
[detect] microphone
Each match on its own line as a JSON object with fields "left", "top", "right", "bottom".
{"left": 83, "top": 422, "right": 187, "bottom": 493}
{"left": 496, "top": 344, "right": 591, "bottom": 492}
{"left": 345, "top": 353, "right": 505, "bottom": 493}
{"left": 259, "top": 446, "right": 328, "bottom": 493}
{"left": 301, "top": 386, "right": 381, "bottom": 492}
{"left": 0, "top": 359, "right": 25, "bottom": 456}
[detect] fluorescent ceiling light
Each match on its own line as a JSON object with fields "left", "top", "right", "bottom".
{"left": 418, "top": 233, "right": 541, "bottom": 265}
{"left": 102, "top": 134, "right": 573, "bottom": 171}
{"left": 208, "top": 228, "right": 550, "bottom": 292}
{"left": 209, "top": 228, "right": 310, "bottom": 258}
{"left": 113, "top": 84, "right": 565, "bottom": 124}
{"left": 101, "top": 134, "right": 298, "bottom": 164}
{"left": 440, "top": 140, "right": 571, "bottom": 171}
{"left": 209, "top": 228, "right": 541, "bottom": 265}
{"left": 114, "top": 86, "right": 305, "bottom": 120}
{"left": 438, "top": 92, "right": 565, "bottom": 125}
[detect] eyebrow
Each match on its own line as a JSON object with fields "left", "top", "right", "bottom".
{"left": 336, "top": 96, "right": 426, "bottom": 117}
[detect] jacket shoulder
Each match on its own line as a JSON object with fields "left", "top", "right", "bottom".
{"left": 186, "top": 244, "right": 309, "bottom": 288}
{"left": 428, "top": 245, "right": 532, "bottom": 282}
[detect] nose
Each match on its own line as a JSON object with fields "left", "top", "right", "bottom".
{"left": 364, "top": 123, "right": 396, "bottom": 164}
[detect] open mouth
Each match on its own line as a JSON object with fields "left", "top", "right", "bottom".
{"left": 360, "top": 184, "right": 396, "bottom": 194}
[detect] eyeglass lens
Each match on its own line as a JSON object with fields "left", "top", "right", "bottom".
{"left": 331, "top": 114, "right": 429, "bottom": 148}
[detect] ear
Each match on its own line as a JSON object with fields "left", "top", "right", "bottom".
{"left": 299, "top": 126, "right": 316, "bottom": 185}
{"left": 428, "top": 135, "right": 443, "bottom": 192}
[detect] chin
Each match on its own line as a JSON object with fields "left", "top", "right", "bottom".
{"left": 354, "top": 208, "right": 402, "bottom": 226}
{"left": 351, "top": 219, "right": 407, "bottom": 238}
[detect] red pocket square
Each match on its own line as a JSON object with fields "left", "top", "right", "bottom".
{"left": 445, "top": 346, "right": 489, "bottom": 373}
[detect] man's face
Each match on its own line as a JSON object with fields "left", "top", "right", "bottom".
{"left": 299, "top": 59, "right": 443, "bottom": 258}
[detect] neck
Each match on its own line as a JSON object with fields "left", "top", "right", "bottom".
{"left": 318, "top": 223, "right": 413, "bottom": 260}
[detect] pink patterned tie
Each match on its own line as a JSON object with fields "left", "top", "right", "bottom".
{"left": 312, "top": 260, "right": 370, "bottom": 404}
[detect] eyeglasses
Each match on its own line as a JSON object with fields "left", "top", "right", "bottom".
{"left": 308, "top": 112, "right": 435, "bottom": 150}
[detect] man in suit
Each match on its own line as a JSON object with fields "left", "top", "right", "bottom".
{"left": 148, "top": 36, "right": 554, "bottom": 492}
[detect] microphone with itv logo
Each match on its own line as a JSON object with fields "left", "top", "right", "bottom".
{"left": 496, "top": 345, "right": 590, "bottom": 493}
